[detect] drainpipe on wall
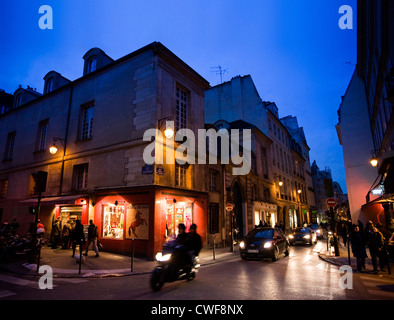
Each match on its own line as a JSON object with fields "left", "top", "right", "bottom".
{"left": 58, "top": 84, "right": 74, "bottom": 196}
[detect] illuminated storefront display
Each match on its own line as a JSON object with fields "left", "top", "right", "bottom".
{"left": 165, "top": 200, "right": 193, "bottom": 239}
{"left": 102, "top": 205, "right": 125, "bottom": 239}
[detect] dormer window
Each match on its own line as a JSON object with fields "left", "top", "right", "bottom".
{"left": 14, "top": 94, "right": 22, "bottom": 108}
{"left": 44, "top": 77, "right": 54, "bottom": 94}
{"left": 87, "top": 56, "right": 97, "bottom": 74}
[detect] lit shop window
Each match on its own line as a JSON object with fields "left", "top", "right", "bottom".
{"left": 165, "top": 200, "right": 193, "bottom": 240}
{"left": 102, "top": 205, "right": 125, "bottom": 239}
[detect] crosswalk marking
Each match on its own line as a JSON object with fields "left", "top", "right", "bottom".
{"left": 0, "top": 290, "right": 16, "bottom": 299}
{"left": 0, "top": 274, "right": 39, "bottom": 288}
{"left": 358, "top": 275, "right": 394, "bottom": 299}
{"left": 366, "top": 289, "right": 394, "bottom": 298}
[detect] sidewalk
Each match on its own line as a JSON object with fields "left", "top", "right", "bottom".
{"left": 318, "top": 237, "right": 394, "bottom": 281}
{"left": 0, "top": 245, "right": 239, "bottom": 278}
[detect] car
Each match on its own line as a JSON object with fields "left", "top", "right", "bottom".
{"left": 310, "top": 223, "right": 324, "bottom": 239}
{"left": 288, "top": 227, "right": 317, "bottom": 246}
{"left": 239, "top": 227, "right": 290, "bottom": 261}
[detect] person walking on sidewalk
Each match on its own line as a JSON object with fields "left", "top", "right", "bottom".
{"left": 71, "top": 220, "right": 85, "bottom": 258}
{"left": 350, "top": 225, "right": 367, "bottom": 272}
{"left": 84, "top": 220, "right": 99, "bottom": 258}
{"left": 366, "top": 222, "right": 384, "bottom": 274}
{"left": 61, "top": 220, "right": 71, "bottom": 250}
{"left": 51, "top": 217, "right": 61, "bottom": 249}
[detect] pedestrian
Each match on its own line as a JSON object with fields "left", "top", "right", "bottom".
{"left": 84, "top": 220, "right": 99, "bottom": 257}
{"left": 9, "top": 218, "right": 20, "bottom": 236}
{"left": 376, "top": 223, "right": 391, "bottom": 274}
{"left": 187, "top": 223, "right": 202, "bottom": 257}
{"left": 61, "top": 220, "right": 71, "bottom": 250}
{"left": 68, "top": 219, "right": 75, "bottom": 249}
{"left": 51, "top": 217, "right": 61, "bottom": 249}
{"left": 349, "top": 225, "right": 367, "bottom": 272}
{"left": 366, "top": 222, "right": 384, "bottom": 274}
{"left": 71, "top": 220, "right": 85, "bottom": 258}
{"left": 37, "top": 219, "right": 45, "bottom": 236}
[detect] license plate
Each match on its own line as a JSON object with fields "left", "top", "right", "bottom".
{"left": 247, "top": 249, "right": 259, "bottom": 253}
{"left": 295, "top": 241, "right": 303, "bottom": 244}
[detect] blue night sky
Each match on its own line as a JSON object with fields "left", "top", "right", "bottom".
{"left": 0, "top": 0, "right": 357, "bottom": 193}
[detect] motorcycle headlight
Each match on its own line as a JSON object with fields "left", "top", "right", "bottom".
{"left": 304, "top": 235, "right": 311, "bottom": 239}
{"left": 264, "top": 241, "right": 273, "bottom": 249}
{"left": 239, "top": 241, "right": 245, "bottom": 249}
{"left": 289, "top": 235, "right": 294, "bottom": 239}
{"left": 155, "top": 252, "right": 172, "bottom": 262}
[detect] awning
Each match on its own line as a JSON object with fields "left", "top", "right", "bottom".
{"left": 19, "top": 195, "right": 87, "bottom": 207}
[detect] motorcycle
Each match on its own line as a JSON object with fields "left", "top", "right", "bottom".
{"left": 150, "top": 241, "right": 200, "bottom": 292}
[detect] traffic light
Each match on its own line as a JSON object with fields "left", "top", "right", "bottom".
{"left": 29, "top": 206, "right": 37, "bottom": 214}
{"left": 32, "top": 171, "right": 48, "bottom": 193}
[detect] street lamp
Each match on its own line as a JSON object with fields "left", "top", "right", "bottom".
{"left": 158, "top": 117, "right": 174, "bottom": 139}
{"left": 297, "top": 189, "right": 302, "bottom": 226}
{"left": 370, "top": 157, "right": 378, "bottom": 167}
{"left": 49, "top": 137, "right": 65, "bottom": 155}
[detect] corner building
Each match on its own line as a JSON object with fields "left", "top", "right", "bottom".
{"left": 0, "top": 42, "right": 210, "bottom": 259}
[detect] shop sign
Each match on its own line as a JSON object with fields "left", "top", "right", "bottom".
{"left": 142, "top": 164, "right": 154, "bottom": 175}
{"left": 156, "top": 165, "right": 164, "bottom": 175}
{"left": 226, "top": 203, "right": 234, "bottom": 211}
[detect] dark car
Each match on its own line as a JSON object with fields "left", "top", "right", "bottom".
{"left": 310, "top": 223, "right": 324, "bottom": 239}
{"left": 239, "top": 227, "right": 290, "bottom": 261}
{"left": 288, "top": 227, "right": 317, "bottom": 246}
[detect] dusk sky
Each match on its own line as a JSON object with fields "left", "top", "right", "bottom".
{"left": 0, "top": 0, "right": 357, "bottom": 192}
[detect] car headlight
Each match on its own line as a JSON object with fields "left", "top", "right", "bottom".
{"left": 289, "top": 235, "right": 294, "bottom": 239}
{"left": 155, "top": 252, "right": 172, "bottom": 262}
{"left": 239, "top": 241, "right": 245, "bottom": 249}
{"left": 304, "top": 235, "right": 311, "bottom": 239}
{"left": 264, "top": 241, "right": 273, "bottom": 249}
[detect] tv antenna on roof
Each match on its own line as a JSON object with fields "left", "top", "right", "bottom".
{"left": 210, "top": 65, "right": 228, "bottom": 84}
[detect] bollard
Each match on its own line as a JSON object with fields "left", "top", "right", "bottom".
{"left": 131, "top": 238, "right": 135, "bottom": 272}
{"left": 212, "top": 234, "right": 216, "bottom": 260}
{"left": 78, "top": 244, "right": 82, "bottom": 274}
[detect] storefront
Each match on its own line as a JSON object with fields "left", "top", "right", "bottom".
{"left": 92, "top": 186, "right": 208, "bottom": 260}
{"left": 19, "top": 195, "right": 88, "bottom": 237}
{"left": 253, "top": 202, "right": 277, "bottom": 227}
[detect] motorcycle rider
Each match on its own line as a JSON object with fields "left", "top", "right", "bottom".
{"left": 174, "top": 224, "right": 190, "bottom": 269}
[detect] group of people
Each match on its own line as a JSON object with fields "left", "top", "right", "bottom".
{"left": 49, "top": 218, "right": 100, "bottom": 258}
{"left": 349, "top": 220, "right": 392, "bottom": 274}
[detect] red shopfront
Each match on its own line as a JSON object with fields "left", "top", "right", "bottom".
{"left": 93, "top": 186, "right": 208, "bottom": 260}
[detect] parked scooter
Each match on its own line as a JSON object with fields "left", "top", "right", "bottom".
{"left": 150, "top": 241, "right": 200, "bottom": 292}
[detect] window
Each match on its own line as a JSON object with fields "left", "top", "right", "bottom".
{"left": 79, "top": 103, "right": 94, "bottom": 140}
{"left": 14, "top": 94, "right": 22, "bottom": 108}
{"left": 45, "top": 77, "right": 54, "bottom": 94}
{"left": 261, "top": 147, "right": 268, "bottom": 178}
{"left": 208, "top": 203, "right": 219, "bottom": 234}
{"left": 4, "top": 132, "right": 16, "bottom": 161}
{"left": 87, "top": 56, "right": 97, "bottom": 74}
{"left": 175, "top": 86, "right": 188, "bottom": 131}
{"left": 102, "top": 204, "right": 124, "bottom": 239}
{"left": 0, "top": 179, "right": 8, "bottom": 198}
{"left": 36, "top": 119, "right": 48, "bottom": 152}
{"left": 175, "top": 163, "right": 186, "bottom": 187}
{"left": 209, "top": 169, "right": 218, "bottom": 192}
{"left": 72, "top": 163, "right": 88, "bottom": 191}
